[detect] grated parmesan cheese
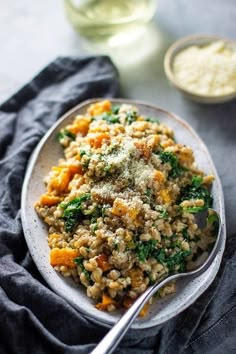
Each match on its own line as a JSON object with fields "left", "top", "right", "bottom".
{"left": 173, "top": 40, "right": 236, "bottom": 96}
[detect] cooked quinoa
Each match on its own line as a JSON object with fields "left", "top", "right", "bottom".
{"left": 35, "top": 100, "right": 215, "bottom": 315}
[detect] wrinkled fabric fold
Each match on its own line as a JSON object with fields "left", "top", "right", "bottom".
{"left": 0, "top": 56, "right": 235, "bottom": 354}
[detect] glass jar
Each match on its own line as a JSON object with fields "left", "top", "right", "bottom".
{"left": 64, "top": 0, "right": 157, "bottom": 41}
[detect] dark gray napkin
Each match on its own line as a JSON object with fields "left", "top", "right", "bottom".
{"left": 0, "top": 56, "right": 235, "bottom": 354}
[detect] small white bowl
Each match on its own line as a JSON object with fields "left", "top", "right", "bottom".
{"left": 164, "top": 34, "right": 236, "bottom": 104}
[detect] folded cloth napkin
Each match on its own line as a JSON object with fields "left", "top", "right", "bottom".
{"left": 0, "top": 56, "right": 235, "bottom": 354}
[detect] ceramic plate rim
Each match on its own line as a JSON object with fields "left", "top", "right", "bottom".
{"left": 21, "top": 98, "right": 226, "bottom": 329}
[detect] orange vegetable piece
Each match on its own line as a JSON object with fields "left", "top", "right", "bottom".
{"left": 96, "top": 293, "right": 116, "bottom": 311}
{"left": 129, "top": 268, "right": 144, "bottom": 288}
{"left": 39, "top": 194, "right": 62, "bottom": 206}
{"left": 88, "top": 132, "right": 110, "bottom": 149}
{"left": 160, "top": 189, "right": 171, "bottom": 204}
{"left": 139, "top": 303, "right": 149, "bottom": 317}
{"left": 68, "top": 117, "right": 91, "bottom": 136}
{"left": 49, "top": 167, "right": 71, "bottom": 192}
{"left": 127, "top": 208, "right": 139, "bottom": 220}
{"left": 96, "top": 254, "right": 112, "bottom": 272}
{"left": 50, "top": 247, "right": 79, "bottom": 268}
{"left": 153, "top": 170, "right": 165, "bottom": 184}
{"left": 88, "top": 100, "right": 111, "bottom": 117}
{"left": 65, "top": 163, "right": 83, "bottom": 176}
{"left": 123, "top": 296, "right": 149, "bottom": 317}
{"left": 112, "top": 198, "right": 128, "bottom": 216}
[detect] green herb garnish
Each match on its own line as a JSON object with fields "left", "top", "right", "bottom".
{"left": 125, "top": 110, "right": 138, "bottom": 124}
{"left": 79, "top": 149, "right": 87, "bottom": 157}
{"left": 135, "top": 239, "right": 191, "bottom": 273}
{"left": 56, "top": 129, "right": 76, "bottom": 143}
{"left": 156, "top": 206, "right": 169, "bottom": 219}
{"left": 159, "top": 151, "right": 185, "bottom": 178}
{"left": 112, "top": 104, "right": 120, "bottom": 114}
{"left": 165, "top": 250, "right": 192, "bottom": 273}
{"left": 145, "top": 117, "right": 160, "bottom": 124}
{"left": 145, "top": 188, "right": 152, "bottom": 197}
{"left": 94, "top": 112, "right": 120, "bottom": 124}
{"left": 180, "top": 176, "right": 213, "bottom": 213}
{"left": 60, "top": 194, "right": 91, "bottom": 232}
{"left": 74, "top": 256, "right": 91, "bottom": 281}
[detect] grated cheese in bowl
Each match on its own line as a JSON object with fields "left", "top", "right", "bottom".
{"left": 172, "top": 40, "right": 236, "bottom": 97}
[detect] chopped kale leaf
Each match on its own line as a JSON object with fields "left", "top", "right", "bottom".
{"left": 112, "top": 104, "right": 120, "bottom": 114}
{"left": 158, "top": 151, "right": 185, "bottom": 178}
{"left": 56, "top": 129, "right": 76, "bottom": 143}
{"left": 165, "top": 250, "right": 192, "bottom": 273}
{"left": 135, "top": 238, "right": 191, "bottom": 273}
{"left": 145, "top": 117, "right": 160, "bottom": 124}
{"left": 182, "top": 227, "right": 190, "bottom": 240}
{"left": 180, "top": 175, "right": 213, "bottom": 212}
{"left": 145, "top": 188, "right": 152, "bottom": 197}
{"left": 156, "top": 206, "right": 169, "bottom": 219}
{"left": 74, "top": 256, "right": 91, "bottom": 281}
{"left": 135, "top": 240, "right": 165, "bottom": 263}
{"left": 79, "top": 149, "right": 87, "bottom": 157}
{"left": 147, "top": 273, "right": 156, "bottom": 285}
{"left": 125, "top": 110, "right": 138, "bottom": 124}
{"left": 94, "top": 112, "right": 120, "bottom": 124}
{"left": 135, "top": 240, "right": 158, "bottom": 262}
{"left": 60, "top": 194, "right": 91, "bottom": 232}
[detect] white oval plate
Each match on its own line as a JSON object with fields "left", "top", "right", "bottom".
{"left": 21, "top": 99, "right": 226, "bottom": 329}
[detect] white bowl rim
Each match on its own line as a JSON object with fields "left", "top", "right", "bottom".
{"left": 164, "top": 34, "right": 236, "bottom": 102}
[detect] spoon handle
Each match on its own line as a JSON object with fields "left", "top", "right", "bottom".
{"left": 90, "top": 273, "right": 181, "bottom": 354}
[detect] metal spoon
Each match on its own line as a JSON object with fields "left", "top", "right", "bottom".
{"left": 91, "top": 209, "right": 221, "bottom": 354}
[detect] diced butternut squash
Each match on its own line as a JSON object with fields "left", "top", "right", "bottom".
{"left": 88, "top": 132, "right": 110, "bottom": 149}
{"left": 63, "top": 163, "right": 83, "bottom": 176}
{"left": 67, "top": 117, "right": 91, "bottom": 136}
{"left": 95, "top": 254, "right": 112, "bottom": 272}
{"left": 50, "top": 247, "right": 79, "bottom": 268}
{"left": 153, "top": 170, "right": 165, "bottom": 184}
{"left": 139, "top": 303, "right": 149, "bottom": 317}
{"left": 88, "top": 100, "right": 111, "bottom": 117}
{"left": 96, "top": 293, "right": 116, "bottom": 311}
{"left": 123, "top": 296, "right": 149, "bottom": 317}
{"left": 48, "top": 167, "right": 71, "bottom": 192}
{"left": 127, "top": 208, "right": 139, "bottom": 220}
{"left": 39, "top": 194, "right": 62, "bottom": 206}
{"left": 112, "top": 198, "right": 128, "bottom": 216}
{"left": 129, "top": 268, "right": 144, "bottom": 288}
{"left": 160, "top": 189, "right": 171, "bottom": 204}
